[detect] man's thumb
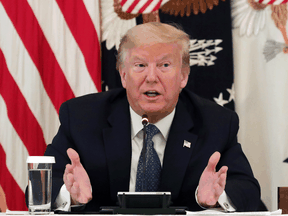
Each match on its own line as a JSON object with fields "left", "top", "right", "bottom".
{"left": 206, "top": 151, "right": 221, "bottom": 172}
{"left": 67, "top": 148, "right": 81, "bottom": 166}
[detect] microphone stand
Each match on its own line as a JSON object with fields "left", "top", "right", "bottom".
{"left": 141, "top": 114, "right": 148, "bottom": 192}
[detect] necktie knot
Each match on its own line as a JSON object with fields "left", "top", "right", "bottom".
{"left": 146, "top": 124, "right": 160, "bottom": 139}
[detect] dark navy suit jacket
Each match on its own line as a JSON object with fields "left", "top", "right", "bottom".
{"left": 44, "top": 88, "right": 260, "bottom": 212}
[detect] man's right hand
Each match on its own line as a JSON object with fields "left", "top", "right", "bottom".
{"left": 63, "top": 148, "right": 92, "bottom": 205}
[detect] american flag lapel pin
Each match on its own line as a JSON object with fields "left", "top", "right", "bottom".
{"left": 183, "top": 140, "right": 191, "bottom": 148}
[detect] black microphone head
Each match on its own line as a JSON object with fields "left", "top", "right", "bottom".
{"left": 142, "top": 114, "right": 149, "bottom": 126}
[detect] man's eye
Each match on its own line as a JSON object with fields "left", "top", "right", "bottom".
{"left": 136, "top": 64, "right": 145, "bottom": 67}
{"left": 159, "top": 63, "right": 170, "bottom": 68}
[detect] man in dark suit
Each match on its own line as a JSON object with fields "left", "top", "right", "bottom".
{"left": 44, "top": 22, "right": 260, "bottom": 212}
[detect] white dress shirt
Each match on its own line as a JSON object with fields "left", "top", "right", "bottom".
{"left": 55, "top": 106, "right": 235, "bottom": 212}
{"left": 129, "top": 106, "right": 175, "bottom": 192}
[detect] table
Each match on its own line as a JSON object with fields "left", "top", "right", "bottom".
{"left": 0, "top": 209, "right": 284, "bottom": 216}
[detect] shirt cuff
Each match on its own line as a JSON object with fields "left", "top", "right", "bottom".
{"left": 55, "top": 184, "right": 89, "bottom": 212}
{"left": 55, "top": 184, "right": 71, "bottom": 211}
{"left": 195, "top": 186, "right": 236, "bottom": 212}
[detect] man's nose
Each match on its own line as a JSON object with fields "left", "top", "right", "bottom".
{"left": 146, "top": 65, "right": 158, "bottom": 82}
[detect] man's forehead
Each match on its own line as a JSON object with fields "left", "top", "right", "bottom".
{"left": 129, "top": 52, "right": 177, "bottom": 60}
{"left": 128, "top": 43, "right": 181, "bottom": 60}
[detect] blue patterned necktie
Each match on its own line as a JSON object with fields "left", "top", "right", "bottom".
{"left": 135, "top": 124, "right": 161, "bottom": 192}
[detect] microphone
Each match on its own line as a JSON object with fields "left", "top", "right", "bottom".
{"left": 141, "top": 114, "right": 149, "bottom": 191}
{"left": 142, "top": 114, "right": 149, "bottom": 126}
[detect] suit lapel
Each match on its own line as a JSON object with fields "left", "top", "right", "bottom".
{"left": 103, "top": 97, "right": 131, "bottom": 202}
{"left": 159, "top": 99, "right": 198, "bottom": 199}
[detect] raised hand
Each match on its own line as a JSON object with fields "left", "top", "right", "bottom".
{"left": 197, "top": 151, "right": 228, "bottom": 208}
{"left": 63, "top": 148, "right": 92, "bottom": 205}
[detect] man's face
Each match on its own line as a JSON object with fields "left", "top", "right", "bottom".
{"left": 120, "top": 43, "right": 189, "bottom": 122}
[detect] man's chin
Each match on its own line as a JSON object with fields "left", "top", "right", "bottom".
{"left": 141, "top": 106, "right": 164, "bottom": 115}
{"left": 141, "top": 107, "right": 173, "bottom": 123}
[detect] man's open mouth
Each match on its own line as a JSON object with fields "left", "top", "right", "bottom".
{"left": 144, "top": 91, "right": 160, "bottom": 97}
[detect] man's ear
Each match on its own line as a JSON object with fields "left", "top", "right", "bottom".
{"left": 119, "top": 68, "right": 127, "bottom": 88}
{"left": 180, "top": 67, "right": 189, "bottom": 89}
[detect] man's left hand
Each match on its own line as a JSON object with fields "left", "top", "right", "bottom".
{"left": 197, "top": 151, "right": 228, "bottom": 208}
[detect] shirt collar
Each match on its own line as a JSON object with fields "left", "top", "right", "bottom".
{"left": 130, "top": 106, "right": 175, "bottom": 141}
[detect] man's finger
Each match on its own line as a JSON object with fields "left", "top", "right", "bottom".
{"left": 70, "top": 182, "right": 80, "bottom": 195}
{"left": 70, "top": 182, "right": 80, "bottom": 202}
{"left": 214, "top": 184, "right": 224, "bottom": 198}
{"left": 218, "top": 166, "right": 228, "bottom": 176}
{"left": 67, "top": 148, "right": 81, "bottom": 167}
{"left": 206, "top": 151, "right": 221, "bottom": 172}
{"left": 218, "top": 172, "right": 227, "bottom": 188}
{"left": 64, "top": 164, "right": 73, "bottom": 175}
{"left": 64, "top": 164, "right": 73, "bottom": 182}
{"left": 64, "top": 173, "right": 74, "bottom": 191}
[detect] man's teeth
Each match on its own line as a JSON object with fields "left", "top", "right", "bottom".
{"left": 146, "top": 91, "right": 159, "bottom": 97}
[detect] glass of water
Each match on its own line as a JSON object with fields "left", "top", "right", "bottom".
{"left": 26, "top": 156, "right": 55, "bottom": 214}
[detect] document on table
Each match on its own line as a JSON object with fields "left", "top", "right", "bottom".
{"left": 186, "top": 209, "right": 282, "bottom": 215}
{"left": 5, "top": 210, "right": 54, "bottom": 215}
{"left": 4, "top": 211, "right": 29, "bottom": 215}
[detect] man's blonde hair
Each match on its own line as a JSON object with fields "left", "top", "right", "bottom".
{"left": 116, "top": 22, "right": 190, "bottom": 73}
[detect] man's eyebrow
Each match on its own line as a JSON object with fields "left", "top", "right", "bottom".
{"left": 130, "top": 53, "right": 176, "bottom": 62}
{"left": 130, "top": 56, "right": 146, "bottom": 62}
{"left": 159, "top": 54, "right": 174, "bottom": 60}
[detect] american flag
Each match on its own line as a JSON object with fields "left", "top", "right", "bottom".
{"left": 0, "top": 0, "right": 101, "bottom": 211}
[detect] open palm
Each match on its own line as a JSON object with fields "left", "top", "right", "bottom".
{"left": 63, "top": 148, "right": 92, "bottom": 205}
{"left": 197, "top": 152, "right": 228, "bottom": 207}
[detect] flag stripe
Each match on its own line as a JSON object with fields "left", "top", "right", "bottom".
{"left": 121, "top": 0, "right": 162, "bottom": 14}
{"left": 121, "top": 0, "right": 128, "bottom": 6}
{"left": 56, "top": 0, "right": 101, "bottom": 93}
{"left": 142, "top": 0, "right": 161, "bottom": 13}
{"left": 0, "top": 49, "right": 47, "bottom": 156}
{"left": 0, "top": 2, "right": 60, "bottom": 145}
{"left": 83, "top": 0, "right": 101, "bottom": 40}
{"left": 27, "top": 0, "right": 98, "bottom": 97}
{"left": 151, "top": 0, "right": 162, "bottom": 12}
{"left": 1, "top": 0, "right": 75, "bottom": 112}
{"left": 122, "top": 0, "right": 135, "bottom": 12}
{"left": 126, "top": 0, "right": 141, "bottom": 13}
{"left": 0, "top": 95, "right": 29, "bottom": 192}
{"left": 138, "top": 0, "right": 154, "bottom": 13}
{"left": 0, "top": 144, "right": 27, "bottom": 210}
{"left": 257, "top": 0, "right": 288, "bottom": 3}
{"left": 131, "top": 0, "right": 148, "bottom": 14}
{"left": 268, "top": 0, "right": 276, "bottom": 4}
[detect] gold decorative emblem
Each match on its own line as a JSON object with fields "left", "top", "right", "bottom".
{"left": 161, "top": 0, "right": 226, "bottom": 16}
